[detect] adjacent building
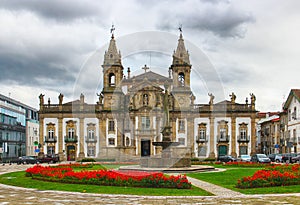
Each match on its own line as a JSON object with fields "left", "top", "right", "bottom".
{"left": 0, "top": 94, "right": 38, "bottom": 161}
{"left": 38, "top": 31, "right": 257, "bottom": 161}
{"left": 282, "top": 89, "right": 300, "bottom": 153}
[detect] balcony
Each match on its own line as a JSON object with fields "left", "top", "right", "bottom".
{"left": 135, "top": 129, "right": 156, "bottom": 136}
{"left": 85, "top": 136, "right": 97, "bottom": 143}
{"left": 64, "top": 135, "right": 78, "bottom": 143}
{"left": 44, "top": 136, "right": 57, "bottom": 143}
{"left": 196, "top": 135, "right": 208, "bottom": 143}
{"left": 217, "top": 135, "right": 230, "bottom": 143}
{"left": 237, "top": 135, "right": 250, "bottom": 143}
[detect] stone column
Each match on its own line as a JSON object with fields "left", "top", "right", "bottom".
{"left": 38, "top": 117, "right": 44, "bottom": 157}
{"left": 250, "top": 114, "right": 256, "bottom": 155}
{"left": 78, "top": 117, "right": 85, "bottom": 160}
{"left": 209, "top": 116, "right": 215, "bottom": 159}
{"left": 231, "top": 116, "right": 237, "bottom": 157}
{"left": 187, "top": 117, "right": 194, "bottom": 157}
{"left": 58, "top": 117, "right": 64, "bottom": 161}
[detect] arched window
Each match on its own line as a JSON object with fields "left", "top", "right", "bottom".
{"left": 109, "top": 73, "right": 115, "bottom": 87}
{"left": 178, "top": 72, "right": 185, "bottom": 86}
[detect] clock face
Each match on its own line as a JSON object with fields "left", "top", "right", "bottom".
{"left": 178, "top": 96, "right": 185, "bottom": 105}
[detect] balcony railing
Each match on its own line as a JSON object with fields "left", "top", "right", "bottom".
{"left": 64, "top": 135, "right": 78, "bottom": 143}
{"left": 85, "top": 136, "right": 97, "bottom": 143}
{"left": 196, "top": 135, "right": 208, "bottom": 143}
{"left": 217, "top": 135, "right": 230, "bottom": 143}
{"left": 237, "top": 135, "right": 250, "bottom": 143}
{"left": 135, "top": 129, "right": 156, "bottom": 136}
{"left": 44, "top": 136, "right": 57, "bottom": 143}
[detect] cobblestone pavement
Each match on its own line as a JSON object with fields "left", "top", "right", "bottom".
{"left": 0, "top": 164, "right": 300, "bottom": 205}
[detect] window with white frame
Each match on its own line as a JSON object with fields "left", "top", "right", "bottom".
{"left": 68, "top": 128, "right": 75, "bottom": 138}
{"left": 87, "top": 146, "right": 95, "bottom": 156}
{"left": 199, "top": 129, "right": 206, "bottom": 139}
{"left": 178, "top": 119, "right": 185, "bottom": 132}
{"left": 48, "top": 129, "right": 54, "bottom": 138}
{"left": 108, "top": 120, "right": 115, "bottom": 132}
{"left": 88, "top": 129, "right": 95, "bottom": 140}
{"left": 108, "top": 138, "right": 115, "bottom": 146}
{"left": 178, "top": 137, "right": 185, "bottom": 146}
{"left": 141, "top": 116, "right": 150, "bottom": 130}
{"left": 220, "top": 128, "right": 226, "bottom": 139}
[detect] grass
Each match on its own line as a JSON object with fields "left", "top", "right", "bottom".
{"left": 187, "top": 166, "right": 300, "bottom": 194}
{"left": 0, "top": 171, "right": 212, "bottom": 196}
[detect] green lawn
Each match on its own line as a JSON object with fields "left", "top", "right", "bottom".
{"left": 0, "top": 171, "right": 212, "bottom": 196}
{"left": 187, "top": 166, "right": 300, "bottom": 194}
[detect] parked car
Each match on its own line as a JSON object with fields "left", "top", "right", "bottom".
{"left": 282, "top": 153, "right": 297, "bottom": 163}
{"left": 251, "top": 154, "right": 271, "bottom": 163}
{"left": 217, "top": 155, "right": 237, "bottom": 163}
{"left": 239, "top": 155, "right": 251, "bottom": 162}
{"left": 38, "top": 154, "right": 60, "bottom": 164}
{"left": 268, "top": 153, "right": 276, "bottom": 162}
{"left": 17, "top": 156, "right": 38, "bottom": 164}
{"left": 291, "top": 154, "right": 300, "bottom": 163}
{"left": 274, "top": 154, "right": 283, "bottom": 163}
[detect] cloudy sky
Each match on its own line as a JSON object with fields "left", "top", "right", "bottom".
{"left": 0, "top": 0, "right": 300, "bottom": 111}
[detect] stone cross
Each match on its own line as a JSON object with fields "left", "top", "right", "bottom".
{"left": 142, "top": 64, "right": 149, "bottom": 73}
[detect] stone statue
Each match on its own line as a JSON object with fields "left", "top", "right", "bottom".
{"left": 58, "top": 93, "right": 64, "bottom": 105}
{"left": 230, "top": 92, "right": 236, "bottom": 103}
{"left": 250, "top": 93, "right": 256, "bottom": 106}
{"left": 208, "top": 93, "right": 214, "bottom": 105}
{"left": 97, "top": 93, "right": 103, "bottom": 104}
{"left": 39, "top": 94, "right": 44, "bottom": 105}
{"left": 163, "top": 84, "right": 170, "bottom": 127}
{"left": 190, "top": 94, "right": 195, "bottom": 105}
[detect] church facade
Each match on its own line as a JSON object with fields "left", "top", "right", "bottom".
{"left": 38, "top": 31, "right": 257, "bottom": 161}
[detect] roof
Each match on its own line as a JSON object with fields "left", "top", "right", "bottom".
{"left": 123, "top": 71, "right": 172, "bottom": 83}
{"left": 283, "top": 89, "right": 300, "bottom": 109}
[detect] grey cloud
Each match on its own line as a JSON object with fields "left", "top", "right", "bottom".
{"left": 156, "top": 0, "right": 255, "bottom": 38}
{"left": 0, "top": 0, "right": 106, "bottom": 22}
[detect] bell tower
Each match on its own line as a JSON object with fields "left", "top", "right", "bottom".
{"left": 101, "top": 26, "right": 124, "bottom": 110}
{"left": 170, "top": 29, "right": 194, "bottom": 109}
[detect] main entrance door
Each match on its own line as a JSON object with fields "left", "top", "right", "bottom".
{"left": 67, "top": 145, "right": 76, "bottom": 161}
{"left": 218, "top": 145, "right": 227, "bottom": 157}
{"left": 141, "top": 140, "right": 150, "bottom": 157}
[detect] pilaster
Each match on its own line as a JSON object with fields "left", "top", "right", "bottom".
{"left": 250, "top": 115, "right": 256, "bottom": 155}
{"left": 209, "top": 116, "right": 215, "bottom": 159}
{"left": 58, "top": 117, "right": 64, "bottom": 161}
{"left": 78, "top": 117, "right": 85, "bottom": 160}
{"left": 231, "top": 116, "right": 237, "bottom": 157}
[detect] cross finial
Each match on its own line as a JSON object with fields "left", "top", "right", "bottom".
{"left": 110, "top": 23, "right": 115, "bottom": 38}
{"left": 142, "top": 64, "right": 149, "bottom": 73}
{"left": 178, "top": 24, "right": 182, "bottom": 33}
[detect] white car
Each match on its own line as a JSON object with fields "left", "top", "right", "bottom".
{"left": 240, "top": 155, "right": 251, "bottom": 162}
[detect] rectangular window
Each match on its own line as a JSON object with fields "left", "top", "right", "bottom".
{"left": 108, "top": 138, "right": 115, "bottom": 145}
{"left": 178, "top": 138, "right": 185, "bottom": 146}
{"left": 88, "top": 146, "right": 95, "bottom": 156}
{"left": 141, "top": 117, "right": 150, "bottom": 130}
{"left": 199, "top": 129, "right": 206, "bottom": 139}
{"left": 240, "top": 129, "right": 246, "bottom": 139}
{"left": 178, "top": 119, "right": 185, "bottom": 132}
{"left": 88, "top": 130, "right": 94, "bottom": 139}
{"left": 48, "top": 130, "right": 54, "bottom": 138}
{"left": 68, "top": 128, "right": 75, "bottom": 138}
{"left": 108, "top": 120, "right": 115, "bottom": 132}
{"left": 220, "top": 128, "right": 226, "bottom": 139}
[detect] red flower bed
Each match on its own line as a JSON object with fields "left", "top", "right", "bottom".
{"left": 237, "top": 164, "right": 300, "bottom": 188}
{"left": 26, "top": 164, "right": 191, "bottom": 189}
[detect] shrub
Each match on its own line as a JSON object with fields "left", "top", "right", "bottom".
{"left": 80, "top": 158, "right": 96, "bottom": 162}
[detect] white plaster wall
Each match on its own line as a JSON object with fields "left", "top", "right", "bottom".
{"left": 43, "top": 118, "right": 58, "bottom": 154}
{"left": 63, "top": 118, "right": 79, "bottom": 155}
{"left": 236, "top": 117, "right": 251, "bottom": 155}
{"left": 194, "top": 118, "right": 210, "bottom": 157}
{"left": 84, "top": 118, "right": 99, "bottom": 157}
{"left": 215, "top": 117, "right": 232, "bottom": 155}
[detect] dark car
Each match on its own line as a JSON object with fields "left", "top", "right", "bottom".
{"left": 38, "top": 154, "right": 60, "bottom": 163}
{"left": 251, "top": 154, "right": 271, "bottom": 163}
{"left": 282, "top": 153, "right": 297, "bottom": 163}
{"left": 291, "top": 154, "right": 300, "bottom": 163}
{"left": 217, "top": 155, "right": 237, "bottom": 163}
{"left": 17, "top": 156, "right": 38, "bottom": 164}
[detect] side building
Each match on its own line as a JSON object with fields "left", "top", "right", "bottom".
{"left": 38, "top": 31, "right": 258, "bottom": 161}
{"left": 0, "top": 94, "right": 39, "bottom": 161}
